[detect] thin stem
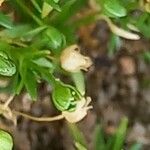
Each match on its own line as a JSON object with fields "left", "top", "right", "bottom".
{"left": 3, "top": 95, "right": 15, "bottom": 108}
{"left": 13, "top": 110, "right": 64, "bottom": 122}
{"left": 96, "top": 15, "right": 140, "bottom": 40}
{"left": 16, "top": 0, "right": 43, "bottom": 26}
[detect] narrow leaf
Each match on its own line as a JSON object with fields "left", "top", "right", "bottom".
{"left": 45, "top": 0, "right": 61, "bottom": 12}
{"left": 24, "top": 69, "right": 37, "bottom": 100}
{"left": 32, "top": 58, "right": 53, "bottom": 69}
{"left": 0, "top": 12, "right": 13, "bottom": 29}
{"left": 31, "top": 0, "right": 42, "bottom": 13}
{"left": 75, "top": 142, "right": 87, "bottom": 150}
{"left": 113, "top": 117, "right": 128, "bottom": 150}
{"left": 129, "top": 143, "right": 142, "bottom": 150}
{"left": 94, "top": 125, "right": 106, "bottom": 150}
{"left": 23, "top": 25, "right": 47, "bottom": 40}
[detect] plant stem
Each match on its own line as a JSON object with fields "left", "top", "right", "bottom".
{"left": 13, "top": 110, "right": 64, "bottom": 122}
{"left": 3, "top": 95, "right": 15, "bottom": 108}
{"left": 16, "top": 0, "right": 43, "bottom": 26}
{"left": 96, "top": 15, "right": 140, "bottom": 40}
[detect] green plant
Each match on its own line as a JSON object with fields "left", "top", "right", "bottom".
{"left": 0, "top": 0, "right": 149, "bottom": 149}
{"left": 94, "top": 0, "right": 150, "bottom": 37}
{"left": 95, "top": 118, "right": 142, "bottom": 150}
{"left": 94, "top": 117, "right": 129, "bottom": 150}
{"left": 88, "top": 0, "right": 150, "bottom": 56}
{"left": 0, "top": 1, "right": 91, "bottom": 116}
{"left": 69, "top": 118, "right": 142, "bottom": 150}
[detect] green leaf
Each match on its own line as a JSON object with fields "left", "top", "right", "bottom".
{"left": 0, "top": 12, "right": 13, "bottom": 29}
{"left": 75, "top": 142, "right": 87, "bottom": 150}
{"left": 44, "top": 27, "right": 66, "bottom": 53}
{"left": 141, "top": 51, "right": 150, "bottom": 63}
{"left": 19, "top": 57, "right": 37, "bottom": 99}
{"left": 0, "top": 130, "right": 13, "bottom": 150}
{"left": 0, "top": 25, "right": 31, "bottom": 39}
{"left": 103, "top": 0, "right": 127, "bottom": 18}
{"left": 105, "top": 135, "right": 115, "bottom": 150}
{"left": 121, "top": 0, "right": 138, "bottom": 11}
{"left": 42, "top": 2, "right": 53, "bottom": 18}
{"left": 107, "top": 33, "right": 121, "bottom": 57}
{"left": 94, "top": 125, "right": 106, "bottom": 150}
{"left": 113, "top": 117, "right": 128, "bottom": 150}
{"left": 22, "top": 25, "right": 47, "bottom": 40}
{"left": 52, "top": 0, "right": 87, "bottom": 24}
{"left": 136, "top": 13, "right": 150, "bottom": 38}
{"left": 31, "top": 0, "right": 42, "bottom": 13}
{"left": 45, "top": 0, "right": 61, "bottom": 12}
{"left": 10, "top": 73, "right": 21, "bottom": 95}
{"left": 53, "top": 0, "right": 60, "bottom": 3}
{"left": 32, "top": 58, "right": 53, "bottom": 69}
{"left": 129, "top": 143, "right": 142, "bottom": 150}
{"left": 68, "top": 124, "right": 87, "bottom": 148}
{"left": 24, "top": 69, "right": 37, "bottom": 100}
{"left": 42, "top": 0, "right": 61, "bottom": 18}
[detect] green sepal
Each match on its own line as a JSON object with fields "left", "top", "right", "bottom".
{"left": 52, "top": 80, "right": 81, "bottom": 111}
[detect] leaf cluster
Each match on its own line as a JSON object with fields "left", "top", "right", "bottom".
{"left": 0, "top": 0, "right": 87, "bottom": 101}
